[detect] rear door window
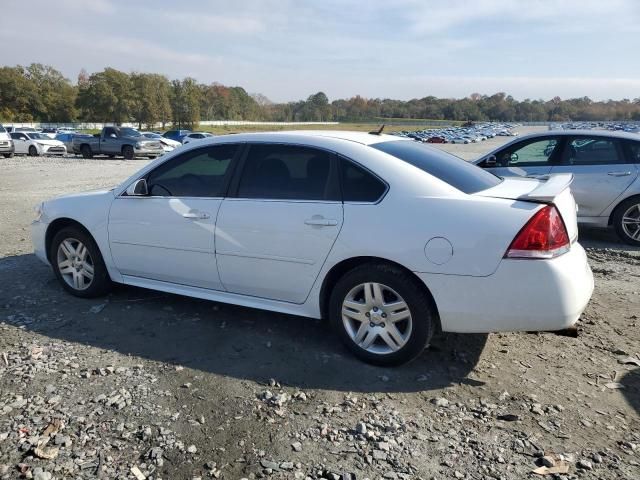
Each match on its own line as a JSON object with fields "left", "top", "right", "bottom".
{"left": 236, "top": 144, "right": 339, "bottom": 201}
{"left": 372, "top": 140, "right": 501, "bottom": 194}
{"left": 562, "top": 137, "right": 625, "bottom": 165}
{"left": 340, "top": 158, "right": 387, "bottom": 202}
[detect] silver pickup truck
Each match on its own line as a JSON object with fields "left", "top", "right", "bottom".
{"left": 72, "top": 126, "right": 164, "bottom": 159}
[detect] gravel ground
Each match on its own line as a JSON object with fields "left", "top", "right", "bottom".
{"left": 0, "top": 130, "right": 639, "bottom": 480}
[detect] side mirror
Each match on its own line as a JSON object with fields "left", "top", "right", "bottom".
{"left": 126, "top": 178, "right": 148, "bottom": 196}
{"left": 485, "top": 155, "right": 497, "bottom": 167}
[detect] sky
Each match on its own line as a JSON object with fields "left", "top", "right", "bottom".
{"left": 2, "top": 0, "right": 640, "bottom": 103}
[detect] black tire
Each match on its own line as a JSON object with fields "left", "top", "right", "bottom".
{"left": 81, "top": 144, "right": 93, "bottom": 159}
{"left": 329, "top": 263, "right": 436, "bottom": 366}
{"left": 108, "top": 154, "right": 115, "bottom": 158}
{"left": 2, "top": 153, "right": 13, "bottom": 158}
{"left": 50, "top": 226, "right": 112, "bottom": 298}
{"left": 123, "top": 145, "right": 134, "bottom": 160}
{"left": 613, "top": 196, "right": 640, "bottom": 246}
{"left": 28, "top": 145, "right": 38, "bottom": 157}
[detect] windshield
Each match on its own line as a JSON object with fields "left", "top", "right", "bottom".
{"left": 371, "top": 140, "right": 502, "bottom": 194}
{"left": 0, "top": 125, "right": 5, "bottom": 133}
{"left": 119, "top": 128, "right": 142, "bottom": 137}
{"left": 26, "top": 133, "right": 47, "bottom": 140}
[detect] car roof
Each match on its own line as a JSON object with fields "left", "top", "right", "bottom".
{"left": 212, "top": 130, "right": 406, "bottom": 146}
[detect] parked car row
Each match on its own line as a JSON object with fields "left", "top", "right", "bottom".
{"left": 394, "top": 122, "right": 519, "bottom": 144}
{"left": 0, "top": 125, "right": 216, "bottom": 159}
{"left": 550, "top": 121, "right": 640, "bottom": 134}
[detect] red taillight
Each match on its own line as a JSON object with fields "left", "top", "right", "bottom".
{"left": 505, "top": 205, "right": 570, "bottom": 259}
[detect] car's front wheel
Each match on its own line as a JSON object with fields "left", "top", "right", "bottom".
{"left": 329, "top": 263, "right": 436, "bottom": 366}
{"left": 28, "top": 145, "right": 38, "bottom": 156}
{"left": 613, "top": 197, "right": 640, "bottom": 246}
{"left": 50, "top": 227, "right": 112, "bottom": 298}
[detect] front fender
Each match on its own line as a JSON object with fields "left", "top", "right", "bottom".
{"left": 42, "top": 190, "right": 122, "bottom": 283}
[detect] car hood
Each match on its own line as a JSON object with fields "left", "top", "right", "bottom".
{"left": 49, "top": 188, "right": 114, "bottom": 203}
{"left": 36, "top": 139, "right": 65, "bottom": 147}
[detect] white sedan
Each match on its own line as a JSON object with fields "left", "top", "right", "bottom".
{"left": 182, "top": 132, "right": 214, "bottom": 144}
{"left": 31, "top": 131, "right": 593, "bottom": 365}
{"left": 10, "top": 132, "right": 67, "bottom": 156}
{"left": 141, "top": 132, "right": 181, "bottom": 153}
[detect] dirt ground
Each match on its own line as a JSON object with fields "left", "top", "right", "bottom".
{"left": 0, "top": 129, "right": 639, "bottom": 480}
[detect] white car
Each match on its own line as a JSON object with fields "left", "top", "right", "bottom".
{"left": 10, "top": 132, "right": 67, "bottom": 156}
{"left": 31, "top": 131, "right": 593, "bottom": 365}
{"left": 182, "top": 132, "right": 214, "bottom": 144}
{"left": 141, "top": 132, "right": 181, "bottom": 153}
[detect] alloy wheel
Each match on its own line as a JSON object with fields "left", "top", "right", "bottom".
{"left": 56, "top": 238, "right": 94, "bottom": 290}
{"left": 621, "top": 203, "right": 640, "bottom": 241}
{"left": 341, "top": 282, "right": 412, "bottom": 355}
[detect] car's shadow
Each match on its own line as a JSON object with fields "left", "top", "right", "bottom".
{"left": 0, "top": 253, "right": 487, "bottom": 393}
{"left": 621, "top": 368, "right": 640, "bottom": 418}
{"left": 3, "top": 228, "right": 633, "bottom": 394}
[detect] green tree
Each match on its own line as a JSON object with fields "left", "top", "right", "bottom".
{"left": 76, "top": 68, "right": 133, "bottom": 123}
{"left": 131, "top": 73, "right": 172, "bottom": 128}
{"left": 170, "top": 78, "right": 201, "bottom": 128}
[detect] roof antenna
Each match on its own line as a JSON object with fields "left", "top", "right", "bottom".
{"left": 369, "top": 124, "right": 385, "bottom": 135}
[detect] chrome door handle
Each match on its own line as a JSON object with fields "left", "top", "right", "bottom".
{"left": 305, "top": 218, "right": 338, "bottom": 226}
{"left": 607, "top": 171, "right": 632, "bottom": 177}
{"left": 183, "top": 212, "right": 210, "bottom": 220}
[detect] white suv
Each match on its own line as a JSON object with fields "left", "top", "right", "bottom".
{"left": 0, "top": 124, "right": 14, "bottom": 158}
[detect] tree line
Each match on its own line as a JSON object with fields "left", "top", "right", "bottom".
{"left": 1, "top": 63, "right": 640, "bottom": 127}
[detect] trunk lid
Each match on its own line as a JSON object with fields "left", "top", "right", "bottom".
{"left": 475, "top": 174, "right": 578, "bottom": 241}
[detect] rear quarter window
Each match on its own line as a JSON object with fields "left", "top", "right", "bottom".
{"left": 371, "top": 140, "right": 501, "bottom": 194}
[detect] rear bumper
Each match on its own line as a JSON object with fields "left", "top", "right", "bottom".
{"left": 416, "top": 243, "right": 594, "bottom": 333}
{"left": 0, "top": 144, "right": 14, "bottom": 153}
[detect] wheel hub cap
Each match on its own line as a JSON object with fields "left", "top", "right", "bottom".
{"left": 342, "top": 282, "right": 412, "bottom": 355}
{"left": 56, "top": 238, "right": 94, "bottom": 291}
{"left": 622, "top": 203, "right": 640, "bottom": 241}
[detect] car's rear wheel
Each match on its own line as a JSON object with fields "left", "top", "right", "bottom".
{"left": 329, "top": 263, "right": 435, "bottom": 366}
{"left": 28, "top": 146, "right": 38, "bottom": 156}
{"left": 50, "top": 227, "right": 111, "bottom": 298}
{"left": 123, "top": 145, "right": 134, "bottom": 160}
{"left": 2, "top": 153, "right": 13, "bottom": 158}
{"left": 613, "top": 197, "right": 640, "bottom": 246}
{"left": 81, "top": 145, "right": 93, "bottom": 159}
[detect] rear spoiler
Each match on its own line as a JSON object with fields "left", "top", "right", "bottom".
{"left": 520, "top": 173, "right": 573, "bottom": 203}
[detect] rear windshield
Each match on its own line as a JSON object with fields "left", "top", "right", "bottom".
{"left": 372, "top": 140, "right": 501, "bottom": 194}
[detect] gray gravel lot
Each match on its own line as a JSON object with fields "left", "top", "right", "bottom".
{"left": 0, "top": 129, "right": 639, "bottom": 480}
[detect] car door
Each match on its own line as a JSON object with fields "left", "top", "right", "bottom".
{"left": 101, "top": 127, "right": 121, "bottom": 155}
{"left": 10, "top": 133, "right": 29, "bottom": 154}
{"left": 550, "top": 136, "right": 639, "bottom": 217}
{"left": 481, "top": 136, "right": 562, "bottom": 178}
{"left": 108, "top": 144, "right": 240, "bottom": 289}
{"left": 215, "top": 143, "right": 343, "bottom": 303}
